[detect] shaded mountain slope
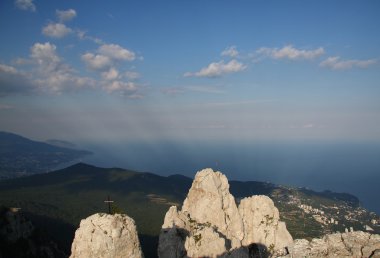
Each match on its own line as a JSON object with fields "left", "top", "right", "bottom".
{"left": 0, "top": 131, "right": 92, "bottom": 179}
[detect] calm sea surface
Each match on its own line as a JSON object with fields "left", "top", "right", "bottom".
{"left": 76, "top": 140, "right": 380, "bottom": 214}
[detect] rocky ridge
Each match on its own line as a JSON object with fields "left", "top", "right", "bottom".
{"left": 284, "top": 231, "right": 380, "bottom": 257}
{"left": 70, "top": 213, "right": 143, "bottom": 258}
{"left": 158, "top": 168, "right": 293, "bottom": 257}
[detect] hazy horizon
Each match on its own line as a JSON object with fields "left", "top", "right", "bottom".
{"left": 1, "top": 1, "right": 380, "bottom": 143}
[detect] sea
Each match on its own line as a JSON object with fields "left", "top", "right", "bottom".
{"left": 74, "top": 140, "right": 380, "bottom": 214}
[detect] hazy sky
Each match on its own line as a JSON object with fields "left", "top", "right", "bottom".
{"left": 1, "top": 0, "right": 380, "bottom": 142}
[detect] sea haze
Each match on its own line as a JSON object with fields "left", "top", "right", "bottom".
{"left": 77, "top": 140, "right": 380, "bottom": 214}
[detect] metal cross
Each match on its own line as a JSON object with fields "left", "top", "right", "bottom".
{"left": 104, "top": 195, "right": 114, "bottom": 214}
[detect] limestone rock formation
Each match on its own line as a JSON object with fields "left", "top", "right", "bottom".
{"left": 181, "top": 168, "right": 244, "bottom": 249}
{"left": 284, "top": 231, "right": 380, "bottom": 258}
{"left": 239, "top": 195, "right": 293, "bottom": 252}
{"left": 70, "top": 213, "right": 143, "bottom": 258}
{"left": 158, "top": 168, "right": 293, "bottom": 258}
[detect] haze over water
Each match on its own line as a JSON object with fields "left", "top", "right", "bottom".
{"left": 78, "top": 140, "right": 380, "bottom": 214}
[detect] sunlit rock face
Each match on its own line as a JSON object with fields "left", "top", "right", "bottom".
{"left": 158, "top": 168, "right": 293, "bottom": 258}
{"left": 239, "top": 195, "right": 293, "bottom": 251}
{"left": 70, "top": 213, "right": 143, "bottom": 258}
{"left": 283, "top": 231, "right": 380, "bottom": 258}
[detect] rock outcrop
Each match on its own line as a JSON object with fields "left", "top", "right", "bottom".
{"left": 239, "top": 195, "right": 293, "bottom": 251}
{"left": 70, "top": 213, "right": 143, "bottom": 258}
{"left": 283, "top": 231, "right": 380, "bottom": 258}
{"left": 0, "top": 206, "right": 66, "bottom": 258}
{"left": 158, "top": 168, "right": 293, "bottom": 257}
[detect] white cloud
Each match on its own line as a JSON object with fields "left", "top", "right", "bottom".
{"left": 0, "top": 64, "right": 18, "bottom": 74}
{"left": 81, "top": 53, "right": 112, "bottom": 70}
{"left": 42, "top": 23, "right": 72, "bottom": 38}
{"left": 80, "top": 44, "right": 142, "bottom": 97}
{"left": 0, "top": 63, "right": 34, "bottom": 96}
{"left": 82, "top": 44, "right": 137, "bottom": 71}
{"left": 320, "top": 56, "right": 377, "bottom": 70}
{"left": 124, "top": 71, "right": 140, "bottom": 80}
{"left": 2, "top": 42, "right": 143, "bottom": 97}
{"left": 221, "top": 46, "right": 239, "bottom": 58}
{"left": 77, "top": 30, "right": 104, "bottom": 45}
{"left": 29, "top": 42, "right": 95, "bottom": 93}
{"left": 184, "top": 59, "right": 246, "bottom": 77}
{"left": 15, "top": 0, "right": 35, "bottom": 12}
{"left": 56, "top": 9, "right": 77, "bottom": 22}
{"left": 30, "top": 42, "right": 60, "bottom": 70}
{"left": 102, "top": 67, "right": 119, "bottom": 80}
{"left": 257, "top": 45, "right": 325, "bottom": 60}
{"left": 98, "top": 44, "right": 136, "bottom": 61}
{"left": 103, "top": 80, "right": 138, "bottom": 94}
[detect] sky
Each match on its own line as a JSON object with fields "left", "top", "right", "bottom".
{"left": 1, "top": 0, "right": 380, "bottom": 143}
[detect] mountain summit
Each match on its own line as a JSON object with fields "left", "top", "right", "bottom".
{"left": 158, "top": 168, "right": 293, "bottom": 257}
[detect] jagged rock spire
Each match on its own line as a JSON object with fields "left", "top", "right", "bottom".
{"left": 158, "top": 168, "right": 293, "bottom": 257}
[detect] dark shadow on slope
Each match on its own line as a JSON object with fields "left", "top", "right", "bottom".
{"left": 23, "top": 211, "right": 75, "bottom": 255}
{"left": 0, "top": 207, "right": 68, "bottom": 258}
{"left": 139, "top": 234, "right": 159, "bottom": 258}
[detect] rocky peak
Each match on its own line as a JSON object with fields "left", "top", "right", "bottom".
{"left": 70, "top": 213, "right": 143, "bottom": 258}
{"left": 181, "top": 168, "right": 244, "bottom": 249}
{"left": 158, "top": 168, "right": 293, "bottom": 257}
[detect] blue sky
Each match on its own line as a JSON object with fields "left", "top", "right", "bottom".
{"left": 0, "top": 0, "right": 380, "bottom": 142}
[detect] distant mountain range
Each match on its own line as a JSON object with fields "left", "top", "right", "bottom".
{"left": 0, "top": 162, "right": 378, "bottom": 257}
{"left": 0, "top": 131, "right": 92, "bottom": 179}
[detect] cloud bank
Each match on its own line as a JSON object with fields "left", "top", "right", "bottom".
{"left": 56, "top": 9, "right": 77, "bottom": 22}
{"left": 42, "top": 23, "right": 72, "bottom": 38}
{"left": 185, "top": 59, "right": 246, "bottom": 78}
{"left": 257, "top": 45, "right": 325, "bottom": 60}
{"left": 15, "top": 0, "right": 35, "bottom": 12}
{"left": 320, "top": 56, "right": 377, "bottom": 70}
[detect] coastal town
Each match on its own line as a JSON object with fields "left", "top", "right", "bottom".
{"left": 270, "top": 186, "right": 380, "bottom": 239}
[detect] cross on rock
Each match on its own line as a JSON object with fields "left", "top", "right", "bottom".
{"left": 104, "top": 195, "right": 114, "bottom": 214}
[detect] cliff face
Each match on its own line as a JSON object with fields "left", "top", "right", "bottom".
{"left": 70, "top": 213, "right": 143, "bottom": 258}
{"left": 158, "top": 168, "right": 293, "bottom": 257}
